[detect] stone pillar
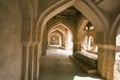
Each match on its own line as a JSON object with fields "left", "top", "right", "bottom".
{"left": 97, "top": 44, "right": 109, "bottom": 78}
{"left": 21, "top": 42, "right": 30, "bottom": 80}
{"left": 21, "top": 42, "right": 40, "bottom": 80}
{"left": 77, "top": 42, "right": 81, "bottom": 51}
{"left": 98, "top": 44, "right": 116, "bottom": 80}
{"left": 73, "top": 32, "right": 77, "bottom": 53}
{"left": 33, "top": 43, "right": 40, "bottom": 80}
{"left": 107, "top": 45, "right": 115, "bottom": 80}
{"left": 73, "top": 42, "right": 78, "bottom": 53}
{"left": 28, "top": 43, "right": 35, "bottom": 80}
{"left": 41, "top": 34, "right": 48, "bottom": 56}
{"left": 41, "top": 25, "right": 48, "bottom": 56}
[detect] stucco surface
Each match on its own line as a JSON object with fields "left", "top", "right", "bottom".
{"left": 0, "top": 0, "right": 22, "bottom": 80}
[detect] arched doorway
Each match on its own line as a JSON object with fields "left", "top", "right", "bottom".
{"left": 36, "top": 0, "right": 109, "bottom": 80}
{"left": 49, "top": 33, "right": 61, "bottom": 47}
{"left": 47, "top": 23, "right": 73, "bottom": 55}
{"left": 11, "top": 0, "right": 118, "bottom": 80}
{"left": 79, "top": 22, "right": 98, "bottom": 53}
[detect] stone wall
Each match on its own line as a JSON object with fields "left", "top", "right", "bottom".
{"left": 38, "top": 0, "right": 60, "bottom": 16}
{"left": 0, "top": 0, "right": 22, "bottom": 80}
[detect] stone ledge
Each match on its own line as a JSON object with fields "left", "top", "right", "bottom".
{"left": 69, "top": 55, "right": 97, "bottom": 74}
{"left": 73, "top": 51, "right": 98, "bottom": 68}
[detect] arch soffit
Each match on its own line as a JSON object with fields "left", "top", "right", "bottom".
{"left": 49, "top": 28, "right": 66, "bottom": 41}
{"left": 77, "top": 19, "right": 89, "bottom": 34}
{"left": 77, "top": 19, "right": 89, "bottom": 41}
{"left": 36, "top": 0, "right": 75, "bottom": 41}
{"left": 110, "top": 14, "right": 120, "bottom": 38}
{"left": 48, "top": 22, "right": 73, "bottom": 34}
{"left": 49, "top": 28, "right": 66, "bottom": 36}
{"left": 49, "top": 32, "right": 62, "bottom": 38}
{"left": 48, "top": 22, "right": 74, "bottom": 36}
{"left": 109, "top": 14, "right": 120, "bottom": 44}
{"left": 50, "top": 31, "right": 61, "bottom": 35}
{"left": 36, "top": 0, "right": 109, "bottom": 42}
{"left": 74, "top": 0, "right": 109, "bottom": 32}
{"left": 48, "top": 23, "right": 74, "bottom": 40}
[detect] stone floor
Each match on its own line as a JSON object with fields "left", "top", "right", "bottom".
{"left": 39, "top": 48, "right": 104, "bottom": 80}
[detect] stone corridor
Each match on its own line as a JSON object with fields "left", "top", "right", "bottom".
{"left": 0, "top": 0, "right": 120, "bottom": 80}
{"left": 39, "top": 49, "right": 104, "bottom": 80}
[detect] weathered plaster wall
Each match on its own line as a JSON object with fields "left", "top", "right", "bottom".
{"left": 98, "top": 0, "right": 120, "bottom": 23}
{"left": 0, "top": 0, "right": 22, "bottom": 80}
{"left": 38, "top": 0, "right": 60, "bottom": 16}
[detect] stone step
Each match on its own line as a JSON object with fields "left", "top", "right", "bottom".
{"left": 69, "top": 55, "right": 97, "bottom": 74}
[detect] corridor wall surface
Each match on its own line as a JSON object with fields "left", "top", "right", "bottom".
{"left": 0, "top": 0, "right": 22, "bottom": 80}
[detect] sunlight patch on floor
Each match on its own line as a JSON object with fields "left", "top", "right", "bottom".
{"left": 73, "top": 76, "right": 102, "bottom": 80}
{"left": 47, "top": 48, "right": 73, "bottom": 56}
{"left": 55, "top": 49, "right": 73, "bottom": 55}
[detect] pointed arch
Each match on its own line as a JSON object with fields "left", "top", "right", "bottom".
{"left": 36, "top": 0, "right": 75, "bottom": 42}
{"left": 48, "top": 27, "right": 66, "bottom": 45}
{"left": 48, "top": 22, "right": 75, "bottom": 36}
{"left": 73, "top": 0, "right": 109, "bottom": 32}
{"left": 48, "top": 23, "right": 74, "bottom": 50}
{"left": 48, "top": 31, "right": 62, "bottom": 46}
{"left": 36, "top": 0, "right": 110, "bottom": 79}
{"left": 36, "top": 0, "right": 109, "bottom": 42}
{"left": 48, "top": 23, "right": 74, "bottom": 40}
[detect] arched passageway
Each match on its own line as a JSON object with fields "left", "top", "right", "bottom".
{"left": 37, "top": 0, "right": 110, "bottom": 80}
{"left": 46, "top": 23, "right": 73, "bottom": 55}
{"left": 0, "top": 0, "right": 119, "bottom": 80}
{"left": 37, "top": 0, "right": 109, "bottom": 79}
{"left": 49, "top": 31, "right": 62, "bottom": 47}
{"left": 78, "top": 22, "right": 98, "bottom": 53}
{"left": 21, "top": 0, "right": 113, "bottom": 80}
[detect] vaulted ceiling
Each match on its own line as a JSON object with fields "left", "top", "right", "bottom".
{"left": 53, "top": 7, "right": 82, "bottom": 19}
